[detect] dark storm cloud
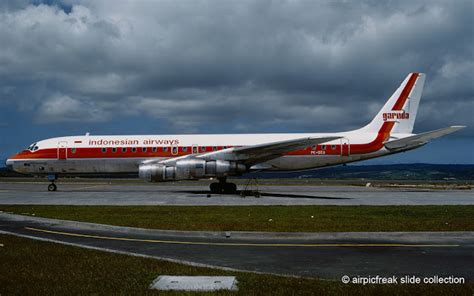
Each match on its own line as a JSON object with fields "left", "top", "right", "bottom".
{"left": 0, "top": 0, "right": 472, "bottom": 135}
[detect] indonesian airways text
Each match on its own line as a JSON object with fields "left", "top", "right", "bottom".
{"left": 88, "top": 139, "right": 180, "bottom": 146}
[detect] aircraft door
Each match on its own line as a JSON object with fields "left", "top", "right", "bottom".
{"left": 340, "top": 138, "right": 350, "bottom": 159}
{"left": 57, "top": 141, "right": 68, "bottom": 160}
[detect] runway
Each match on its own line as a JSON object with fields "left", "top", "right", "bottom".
{"left": 0, "top": 181, "right": 472, "bottom": 205}
{"left": 0, "top": 213, "right": 472, "bottom": 280}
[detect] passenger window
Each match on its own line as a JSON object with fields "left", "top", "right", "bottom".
{"left": 132, "top": 147, "right": 137, "bottom": 153}
{"left": 163, "top": 147, "right": 168, "bottom": 152}
{"left": 201, "top": 147, "right": 206, "bottom": 152}
{"left": 112, "top": 148, "right": 117, "bottom": 153}
{"left": 142, "top": 147, "right": 147, "bottom": 152}
{"left": 122, "top": 147, "right": 127, "bottom": 153}
{"left": 183, "top": 147, "right": 188, "bottom": 152}
{"left": 152, "top": 147, "right": 157, "bottom": 153}
{"left": 331, "top": 145, "right": 336, "bottom": 150}
{"left": 71, "top": 148, "right": 77, "bottom": 154}
{"left": 172, "top": 146, "right": 178, "bottom": 154}
{"left": 102, "top": 148, "right": 107, "bottom": 153}
{"left": 321, "top": 145, "right": 326, "bottom": 150}
{"left": 311, "top": 145, "right": 316, "bottom": 150}
{"left": 192, "top": 146, "right": 198, "bottom": 153}
{"left": 212, "top": 146, "right": 217, "bottom": 151}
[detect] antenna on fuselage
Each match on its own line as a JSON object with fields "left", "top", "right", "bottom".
{"left": 85, "top": 132, "right": 90, "bottom": 136}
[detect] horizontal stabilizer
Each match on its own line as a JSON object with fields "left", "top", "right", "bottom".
{"left": 384, "top": 126, "right": 465, "bottom": 151}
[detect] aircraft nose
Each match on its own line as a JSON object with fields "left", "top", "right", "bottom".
{"left": 5, "top": 159, "right": 13, "bottom": 171}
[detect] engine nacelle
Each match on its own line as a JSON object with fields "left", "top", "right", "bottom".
{"left": 139, "top": 159, "right": 246, "bottom": 182}
{"left": 139, "top": 163, "right": 174, "bottom": 182}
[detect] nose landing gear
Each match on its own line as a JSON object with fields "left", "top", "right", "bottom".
{"left": 47, "top": 174, "right": 57, "bottom": 191}
{"left": 48, "top": 183, "right": 57, "bottom": 192}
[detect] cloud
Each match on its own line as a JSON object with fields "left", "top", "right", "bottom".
{"left": 37, "top": 94, "right": 108, "bottom": 123}
{"left": 0, "top": 0, "right": 472, "bottom": 137}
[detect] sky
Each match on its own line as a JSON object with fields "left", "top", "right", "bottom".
{"left": 0, "top": 0, "right": 473, "bottom": 164}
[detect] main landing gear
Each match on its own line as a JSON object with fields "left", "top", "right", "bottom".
{"left": 47, "top": 174, "right": 57, "bottom": 192}
{"left": 209, "top": 177, "right": 237, "bottom": 194}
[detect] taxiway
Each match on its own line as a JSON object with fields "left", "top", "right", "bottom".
{"left": 0, "top": 181, "right": 472, "bottom": 205}
{"left": 0, "top": 213, "right": 472, "bottom": 280}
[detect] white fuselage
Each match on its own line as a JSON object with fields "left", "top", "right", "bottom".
{"left": 7, "top": 129, "right": 404, "bottom": 176}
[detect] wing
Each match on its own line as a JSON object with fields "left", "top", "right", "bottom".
{"left": 384, "top": 126, "right": 465, "bottom": 151}
{"left": 147, "top": 136, "right": 341, "bottom": 166}
{"left": 230, "top": 136, "right": 341, "bottom": 165}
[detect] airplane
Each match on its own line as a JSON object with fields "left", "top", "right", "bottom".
{"left": 5, "top": 72, "right": 465, "bottom": 192}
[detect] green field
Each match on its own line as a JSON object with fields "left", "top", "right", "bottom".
{"left": 0, "top": 234, "right": 471, "bottom": 295}
{"left": 1, "top": 205, "right": 473, "bottom": 232}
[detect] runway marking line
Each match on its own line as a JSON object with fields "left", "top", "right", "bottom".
{"left": 24, "top": 227, "right": 459, "bottom": 248}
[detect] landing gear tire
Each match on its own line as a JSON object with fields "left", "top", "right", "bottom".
{"left": 224, "top": 183, "right": 237, "bottom": 194}
{"left": 210, "top": 182, "right": 221, "bottom": 193}
{"left": 48, "top": 183, "right": 57, "bottom": 192}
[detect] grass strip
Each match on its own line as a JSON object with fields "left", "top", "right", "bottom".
{"left": 1, "top": 205, "right": 473, "bottom": 232}
{"left": 0, "top": 234, "right": 472, "bottom": 295}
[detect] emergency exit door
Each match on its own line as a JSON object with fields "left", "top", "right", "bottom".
{"left": 341, "top": 138, "right": 350, "bottom": 158}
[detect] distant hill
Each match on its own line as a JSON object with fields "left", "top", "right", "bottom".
{"left": 1, "top": 163, "right": 473, "bottom": 180}
{"left": 248, "top": 164, "right": 474, "bottom": 180}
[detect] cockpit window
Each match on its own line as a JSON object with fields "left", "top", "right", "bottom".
{"left": 27, "top": 143, "right": 37, "bottom": 151}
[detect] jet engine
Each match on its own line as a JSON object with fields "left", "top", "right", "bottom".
{"left": 139, "top": 159, "right": 246, "bottom": 182}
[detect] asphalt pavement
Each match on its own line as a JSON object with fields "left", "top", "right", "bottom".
{"left": 0, "top": 181, "right": 472, "bottom": 205}
{"left": 0, "top": 213, "right": 472, "bottom": 280}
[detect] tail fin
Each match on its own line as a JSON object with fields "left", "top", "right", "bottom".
{"left": 362, "top": 73, "right": 425, "bottom": 134}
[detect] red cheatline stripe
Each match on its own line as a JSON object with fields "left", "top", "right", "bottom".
{"left": 392, "top": 72, "right": 419, "bottom": 111}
